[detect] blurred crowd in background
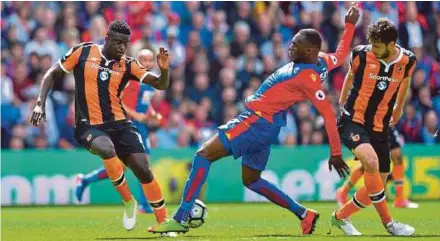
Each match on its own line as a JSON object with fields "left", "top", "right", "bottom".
{"left": 1, "top": 1, "right": 440, "bottom": 150}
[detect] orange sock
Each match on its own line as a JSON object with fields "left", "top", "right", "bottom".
{"left": 336, "top": 186, "right": 371, "bottom": 219}
{"left": 142, "top": 178, "right": 167, "bottom": 223}
{"left": 103, "top": 156, "right": 132, "bottom": 202}
{"left": 341, "top": 165, "right": 364, "bottom": 193}
{"left": 392, "top": 164, "right": 405, "bottom": 202}
{"left": 364, "top": 171, "right": 392, "bottom": 225}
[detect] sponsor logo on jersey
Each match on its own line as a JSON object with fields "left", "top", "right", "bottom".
{"left": 99, "top": 71, "right": 109, "bottom": 81}
{"left": 90, "top": 63, "right": 122, "bottom": 76}
{"left": 369, "top": 73, "right": 399, "bottom": 83}
{"left": 377, "top": 81, "right": 387, "bottom": 90}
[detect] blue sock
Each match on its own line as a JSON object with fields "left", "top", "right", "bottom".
{"left": 137, "top": 182, "right": 153, "bottom": 213}
{"left": 247, "top": 178, "right": 307, "bottom": 220}
{"left": 174, "top": 155, "right": 211, "bottom": 223}
{"left": 83, "top": 167, "right": 108, "bottom": 184}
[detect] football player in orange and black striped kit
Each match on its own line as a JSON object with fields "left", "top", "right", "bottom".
{"left": 30, "top": 20, "right": 169, "bottom": 231}
{"left": 330, "top": 19, "right": 416, "bottom": 236}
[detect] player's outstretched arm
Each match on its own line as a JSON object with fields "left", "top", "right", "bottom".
{"left": 29, "top": 63, "right": 65, "bottom": 127}
{"left": 297, "top": 72, "right": 349, "bottom": 178}
{"left": 320, "top": 5, "right": 359, "bottom": 71}
{"left": 142, "top": 48, "right": 170, "bottom": 90}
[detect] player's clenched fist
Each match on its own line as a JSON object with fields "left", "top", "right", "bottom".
{"left": 29, "top": 101, "right": 46, "bottom": 127}
{"left": 156, "top": 47, "right": 170, "bottom": 71}
{"left": 345, "top": 2, "right": 360, "bottom": 25}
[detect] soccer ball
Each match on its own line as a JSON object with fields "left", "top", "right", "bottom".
{"left": 188, "top": 199, "right": 207, "bottom": 228}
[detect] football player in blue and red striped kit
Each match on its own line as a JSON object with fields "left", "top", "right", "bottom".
{"left": 75, "top": 49, "right": 162, "bottom": 214}
{"left": 149, "top": 5, "right": 360, "bottom": 236}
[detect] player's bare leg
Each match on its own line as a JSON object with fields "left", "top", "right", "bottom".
{"left": 75, "top": 167, "right": 108, "bottom": 202}
{"left": 90, "top": 136, "right": 137, "bottom": 230}
{"left": 391, "top": 148, "right": 418, "bottom": 208}
{"left": 336, "top": 164, "right": 364, "bottom": 206}
{"left": 332, "top": 143, "right": 415, "bottom": 236}
{"left": 242, "top": 166, "right": 319, "bottom": 235}
{"left": 148, "top": 134, "right": 229, "bottom": 234}
{"left": 123, "top": 153, "right": 167, "bottom": 224}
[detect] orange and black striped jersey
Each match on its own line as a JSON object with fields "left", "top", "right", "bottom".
{"left": 58, "top": 42, "right": 152, "bottom": 126}
{"left": 342, "top": 45, "right": 416, "bottom": 132}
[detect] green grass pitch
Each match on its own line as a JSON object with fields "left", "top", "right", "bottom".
{"left": 2, "top": 201, "right": 439, "bottom": 241}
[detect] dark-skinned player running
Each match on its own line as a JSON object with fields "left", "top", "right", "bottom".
{"left": 30, "top": 20, "right": 170, "bottom": 231}
{"left": 148, "top": 5, "right": 360, "bottom": 236}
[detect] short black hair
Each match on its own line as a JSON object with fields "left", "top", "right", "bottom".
{"left": 367, "top": 18, "right": 398, "bottom": 45}
{"left": 108, "top": 20, "right": 131, "bottom": 35}
{"left": 299, "top": 29, "right": 322, "bottom": 49}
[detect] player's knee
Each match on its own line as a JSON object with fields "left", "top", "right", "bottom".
{"left": 196, "top": 147, "right": 215, "bottom": 162}
{"left": 92, "top": 137, "right": 116, "bottom": 159}
{"left": 242, "top": 174, "right": 260, "bottom": 187}
{"left": 125, "top": 154, "right": 154, "bottom": 183}
{"left": 363, "top": 154, "right": 379, "bottom": 172}
{"left": 391, "top": 151, "right": 403, "bottom": 165}
{"left": 135, "top": 168, "right": 154, "bottom": 183}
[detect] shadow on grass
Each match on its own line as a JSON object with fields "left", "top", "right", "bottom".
{"left": 97, "top": 234, "right": 440, "bottom": 240}
{"left": 251, "top": 234, "right": 440, "bottom": 239}
{"left": 96, "top": 235, "right": 202, "bottom": 240}
{"left": 326, "top": 234, "right": 440, "bottom": 238}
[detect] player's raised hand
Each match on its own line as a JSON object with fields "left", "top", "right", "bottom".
{"left": 345, "top": 2, "right": 360, "bottom": 25}
{"left": 29, "top": 101, "right": 46, "bottom": 127}
{"left": 328, "top": 155, "right": 350, "bottom": 178}
{"left": 156, "top": 47, "right": 170, "bottom": 71}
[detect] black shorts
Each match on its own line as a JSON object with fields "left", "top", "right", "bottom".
{"left": 338, "top": 118, "right": 391, "bottom": 173}
{"left": 74, "top": 120, "right": 146, "bottom": 160}
{"left": 389, "top": 127, "right": 403, "bottom": 150}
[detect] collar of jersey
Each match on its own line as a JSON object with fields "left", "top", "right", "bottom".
{"left": 294, "top": 58, "right": 326, "bottom": 71}
{"left": 97, "top": 44, "right": 119, "bottom": 65}
{"left": 372, "top": 44, "right": 404, "bottom": 72}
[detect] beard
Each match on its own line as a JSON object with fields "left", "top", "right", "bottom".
{"left": 377, "top": 49, "right": 390, "bottom": 59}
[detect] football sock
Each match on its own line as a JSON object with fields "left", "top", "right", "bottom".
{"left": 340, "top": 165, "right": 364, "bottom": 194}
{"left": 141, "top": 178, "right": 166, "bottom": 223}
{"left": 174, "top": 154, "right": 211, "bottom": 224}
{"left": 392, "top": 164, "right": 405, "bottom": 202}
{"left": 364, "top": 171, "right": 392, "bottom": 225}
{"left": 247, "top": 177, "right": 307, "bottom": 219}
{"left": 82, "top": 167, "right": 108, "bottom": 184}
{"left": 336, "top": 186, "right": 371, "bottom": 219}
{"left": 103, "top": 156, "right": 132, "bottom": 202}
{"left": 137, "top": 182, "right": 152, "bottom": 211}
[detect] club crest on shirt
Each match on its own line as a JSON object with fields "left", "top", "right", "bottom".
{"left": 350, "top": 133, "right": 360, "bottom": 142}
{"left": 369, "top": 63, "right": 378, "bottom": 69}
{"left": 310, "top": 74, "right": 317, "bottom": 82}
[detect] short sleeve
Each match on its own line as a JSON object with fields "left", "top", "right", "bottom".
{"left": 58, "top": 44, "right": 84, "bottom": 73}
{"left": 349, "top": 47, "right": 362, "bottom": 71}
{"left": 129, "top": 60, "right": 150, "bottom": 82}
{"left": 404, "top": 55, "right": 417, "bottom": 79}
